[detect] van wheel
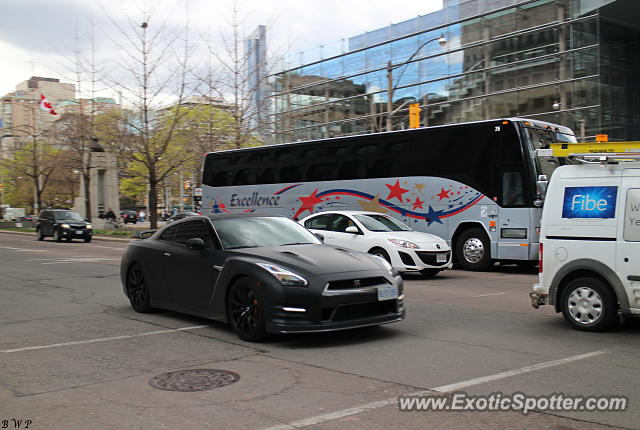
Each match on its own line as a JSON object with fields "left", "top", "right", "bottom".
{"left": 561, "top": 277, "right": 617, "bottom": 332}
{"left": 455, "top": 228, "right": 492, "bottom": 271}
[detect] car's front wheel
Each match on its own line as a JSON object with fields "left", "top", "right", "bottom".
{"left": 53, "top": 228, "right": 63, "bottom": 242}
{"left": 368, "top": 247, "right": 391, "bottom": 263}
{"left": 561, "top": 277, "right": 617, "bottom": 331}
{"left": 126, "top": 263, "right": 152, "bottom": 313}
{"left": 227, "top": 278, "right": 266, "bottom": 342}
{"left": 36, "top": 228, "right": 44, "bottom": 241}
{"left": 84, "top": 237, "right": 92, "bottom": 243}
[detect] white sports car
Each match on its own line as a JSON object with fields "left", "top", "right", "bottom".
{"left": 300, "top": 211, "right": 452, "bottom": 276}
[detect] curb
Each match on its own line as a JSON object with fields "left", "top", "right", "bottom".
{"left": 0, "top": 230, "right": 134, "bottom": 242}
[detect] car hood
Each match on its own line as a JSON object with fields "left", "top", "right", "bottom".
{"left": 372, "top": 231, "right": 449, "bottom": 249}
{"left": 232, "top": 244, "right": 385, "bottom": 275}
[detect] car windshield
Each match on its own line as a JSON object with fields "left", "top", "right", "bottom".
{"left": 53, "top": 211, "right": 84, "bottom": 222}
{"left": 354, "top": 214, "right": 412, "bottom": 232}
{"left": 211, "top": 217, "right": 321, "bottom": 249}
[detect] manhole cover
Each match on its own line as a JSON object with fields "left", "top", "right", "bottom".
{"left": 149, "top": 369, "right": 240, "bottom": 392}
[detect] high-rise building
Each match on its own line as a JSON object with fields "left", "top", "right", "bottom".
{"left": 270, "top": 0, "right": 639, "bottom": 143}
{"left": 246, "top": 25, "right": 270, "bottom": 137}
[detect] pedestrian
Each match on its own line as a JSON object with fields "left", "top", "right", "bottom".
{"left": 139, "top": 209, "right": 146, "bottom": 223}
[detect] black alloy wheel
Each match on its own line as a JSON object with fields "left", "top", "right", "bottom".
{"left": 36, "top": 228, "right": 44, "bottom": 241}
{"left": 84, "top": 237, "right": 92, "bottom": 243}
{"left": 66, "top": 237, "right": 73, "bottom": 242}
{"left": 126, "top": 263, "right": 152, "bottom": 313}
{"left": 227, "top": 278, "right": 266, "bottom": 342}
{"left": 53, "top": 228, "right": 63, "bottom": 242}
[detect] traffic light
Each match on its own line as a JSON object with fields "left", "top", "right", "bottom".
{"left": 409, "top": 103, "right": 421, "bottom": 128}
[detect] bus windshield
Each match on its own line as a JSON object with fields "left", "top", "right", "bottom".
{"left": 523, "top": 126, "right": 578, "bottom": 178}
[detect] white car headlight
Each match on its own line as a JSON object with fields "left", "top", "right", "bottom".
{"left": 388, "top": 238, "right": 418, "bottom": 248}
{"left": 86, "top": 224, "right": 93, "bottom": 229}
{"left": 256, "top": 263, "right": 308, "bottom": 287}
{"left": 61, "top": 223, "right": 70, "bottom": 229}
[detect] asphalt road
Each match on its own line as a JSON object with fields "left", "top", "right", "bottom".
{"left": 1, "top": 231, "right": 639, "bottom": 430}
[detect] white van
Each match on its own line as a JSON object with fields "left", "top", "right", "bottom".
{"left": 531, "top": 144, "right": 640, "bottom": 331}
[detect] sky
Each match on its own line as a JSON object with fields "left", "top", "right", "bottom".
{"left": 0, "top": 0, "right": 444, "bottom": 100}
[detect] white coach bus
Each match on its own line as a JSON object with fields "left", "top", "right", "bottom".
{"left": 201, "top": 118, "right": 576, "bottom": 270}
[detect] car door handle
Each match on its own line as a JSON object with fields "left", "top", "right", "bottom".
{"left": 164, "top": 252, "right": 171, "bottom": 257}
{"left": 628, "top": 275, "right": 640, "bottom": 281}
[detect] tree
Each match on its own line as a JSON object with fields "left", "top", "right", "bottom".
{"left": 102, "top": 5, "right": 200, "bottom": 228}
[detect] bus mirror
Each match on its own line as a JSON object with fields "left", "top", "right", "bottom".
{"left": 536, "top": 174, "right": 548, "bottom": 202}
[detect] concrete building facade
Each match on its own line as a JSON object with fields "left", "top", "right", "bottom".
{"left": 270, "top": 0, "right": 640, "bottom": 143}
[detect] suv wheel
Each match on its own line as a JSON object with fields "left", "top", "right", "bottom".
{"left": 36, "top": 228, "right": 44, "bottom": 241}
{"left": 561, "top": 277, "right": 618, "bottom": 331}
{"left": 53, "top": 228, "right": 63, "bottom": 242}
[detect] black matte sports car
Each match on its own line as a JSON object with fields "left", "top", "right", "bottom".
{"left": 120, "top": 214, "right": 405, "bottom": 341}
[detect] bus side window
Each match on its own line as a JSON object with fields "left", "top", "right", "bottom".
{"left": 501, "top": 170, "right": 524, "bottom": 206}
{"left": 337, "top": 160, "right": 365, "bottom": 180}
{"left": 307, "top": 163, "right": 335, "bottom": 182}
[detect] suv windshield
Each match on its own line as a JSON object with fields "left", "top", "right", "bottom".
{"left": 53, "top": 211, "right": 84, "bottom": 222}
{"left": 211, "top": 217, "right": 321, "bottom": 249}
{"left": 354, "top": 214, "right": 412, "bottom": 232}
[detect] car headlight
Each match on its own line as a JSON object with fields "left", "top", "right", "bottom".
{"left": 388, "top": 238, "right": 418, "bottom": 248}
{"left": 61, "top": 224, "right": 70, "bottom": 229}
{"left": 86, "top": 224, "right": 92, "bottom": 229}
{"left": 372, "top": 255, "right": 398, "bottom": 277}
{"left": 256, "top": 263, "right": 308, "bottom": 287}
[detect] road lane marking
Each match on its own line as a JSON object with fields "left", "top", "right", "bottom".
{"left": 24, "top": 257, "right": 120, "bottom": 264}
{"left": 470, "top": 292, "right": 518, "bottom": 298}
{"left": 1, "top": 325, "right": 210, "bottom": 353}
{"left": 93, "top": 245, "right": 126, "bottom": 251}
{"left": 259, "top": 349, "right": 608, "bottom": 430}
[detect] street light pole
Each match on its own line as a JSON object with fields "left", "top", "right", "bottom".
{"left": 386, "top": 35, "right": 446, "bottom": 132}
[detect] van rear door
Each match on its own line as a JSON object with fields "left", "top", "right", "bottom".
{"left": 617, "top": 169, "right": 640, "bottom": 312}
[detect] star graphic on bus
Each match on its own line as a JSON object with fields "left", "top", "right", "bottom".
{"left": 436, "top": 188, "right": 452, "bottom": 200}
{"left": 385, "top": 180, "right": 409, "bottom": 202}
{"left": 425, "top": 206, "right": 443, "bottom": 226}
{"left": 414, "top": 183, "right": 425, "bottom": 192}
{"left": 293, "top": 189, "right": 324, "bottom": 219}
{"left": 412, "top": 197, "right": 424, "bottom": 210}
{"left": 357, "top": 194, "right": 388, "bottom": 213}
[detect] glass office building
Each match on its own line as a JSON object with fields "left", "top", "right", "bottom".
{"left": 269, "top": 0, "right": 639, "bottom": 143}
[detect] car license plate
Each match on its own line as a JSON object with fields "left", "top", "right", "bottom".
{"left": 377, "top": 285, "right": 398, "bottom": 301}
{"left": 76, "top": 230, "right": 83, "bottom": 235}
{"left": 436, "top": 253, "right": 448, "bottom": 263}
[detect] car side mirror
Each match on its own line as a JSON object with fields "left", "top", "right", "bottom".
{"left": 186, "top": 237, "right": 206, "bottom": 251}
{"left": 345, "top": 226, "right": 359, "bottom": 234}
{"left": 314, "top": 232, "right": 325, "bottom": 242}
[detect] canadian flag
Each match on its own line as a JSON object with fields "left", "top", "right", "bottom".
{"left": 39, "top": 94, "right": 58, "bottom": 115}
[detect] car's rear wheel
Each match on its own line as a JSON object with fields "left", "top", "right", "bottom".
{"left": 53, "top": 228, "right": 63, "bottom": 242}
{"left": 368, "top": 247, "right": 391, "bottom": 263}
{"left": 126, "top": 263, "right": 152, "bottom": 313}
{"left": 36, "top": 228, "right": 44, "bottom": 241}
{"left": 561, "top": 277, "right": 617, "bottom": 332}
{"left": 227, "top": 278, "right": 266, "bottom": 342}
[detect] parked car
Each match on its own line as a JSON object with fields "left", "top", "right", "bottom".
{"left": 168, "top": 211, "right": 198, "bottom": 223}
{"left": 120, "top": 214, "right": 405, "bottom": 341}
{"left": 36, "top": 209, "right": 93, "bottom": 243}
{"left": 300, "top": 211, "right": 452, "bottom": 276}
{"left": 121, "top": 210, "right": 139, "bottom": 224}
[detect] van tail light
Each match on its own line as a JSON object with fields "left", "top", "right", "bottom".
{"left": 538, "top": 243, "right": 543, "bottom": 273}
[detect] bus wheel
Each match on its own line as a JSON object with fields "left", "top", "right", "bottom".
{"left": 456, "top": 228, "right": 492, "bottom": 271}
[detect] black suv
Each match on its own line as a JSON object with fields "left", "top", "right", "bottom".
{"left": 120, "top": 210, "right": 138, "bottom": 224}
{"left": 36, "top": 209, "right": 93, "bottom": 243}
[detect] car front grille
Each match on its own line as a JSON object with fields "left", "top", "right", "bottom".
{"left": 326, "top": 276, "right": 388, "bottom": 291}
{"left": 415, "top": 251, "right": 451, "bottom": 266}
{"left": 323, "top": 301, "right": 398, "bottom": 322}
{"left": 70, "top": 225, "right": 86, "bottom": 229}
